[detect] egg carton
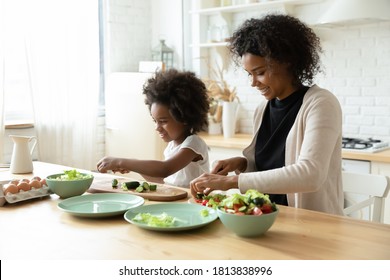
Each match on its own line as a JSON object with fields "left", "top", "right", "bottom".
{"left": 0, "top": 181, "right": 52, "bottom": 206}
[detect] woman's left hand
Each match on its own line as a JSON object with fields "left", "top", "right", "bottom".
{"left": 189, "top": 173, "right": 239, "bottom": 198}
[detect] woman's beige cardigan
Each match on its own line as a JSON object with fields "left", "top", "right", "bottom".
{"left": 239, "top": 85, "right": 344, "bottom": 215}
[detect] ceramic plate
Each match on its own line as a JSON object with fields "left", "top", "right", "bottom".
{"left": 124, "top": 203, "right": 218, "bottom": 231}
{"left": 58, "top": 193, "right": 144, "bottom": 217}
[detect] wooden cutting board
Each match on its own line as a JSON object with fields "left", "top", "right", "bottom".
{"left": 88, "top": 176, "right": 188, "bottom": 202}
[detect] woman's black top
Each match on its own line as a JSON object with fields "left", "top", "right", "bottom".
{"left": 255, "top": 86, "right": 309, "bottom": 206}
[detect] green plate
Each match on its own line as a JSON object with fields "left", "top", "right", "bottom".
{"left": 124, "top": 203, "right": 218, "bottom": 231}
{"left": 58, "top": 193, "right": 144, "bottom": 217}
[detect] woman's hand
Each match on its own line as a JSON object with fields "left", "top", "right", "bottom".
{"left": 211, "top": 157, "right": 247, "bottom": 175}
{"left": 190, "top": 173, "right": 239, "bottom": 198}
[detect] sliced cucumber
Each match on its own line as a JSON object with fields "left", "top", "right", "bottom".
{"left": 124, "top": 181, "right": 140, "bottom": 189}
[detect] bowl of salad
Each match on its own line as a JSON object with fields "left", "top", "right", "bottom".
{"left": 217, "top": 189, "right": 278, "bottom": 237}
{"left": 46, "top": 169, "right": 94, "bottom": 198}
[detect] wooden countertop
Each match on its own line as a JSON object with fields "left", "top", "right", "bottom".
{"left": 342, "top": 149, "right": 390, "bottom": 163}
{"left": 1, "top": 161, "right": 390, "bottom": 260}
{"left": 199, "top": 132, "right": 252, "bottom": 149}
{"left": 200, "top": 133, "right": 390, "bottom": 163}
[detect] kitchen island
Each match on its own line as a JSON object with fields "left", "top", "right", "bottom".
{"left": 1, "top": 161, "right": 390, "bottom": 260}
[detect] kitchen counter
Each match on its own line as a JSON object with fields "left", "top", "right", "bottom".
{"left": 200, "top": 133, "right": 390, "bottom": 163}
{"left": 199, "top": 132, "right": 252, "bottom": 150}
{"left": 1, "top": 161, "right": 390, "bottom": 260}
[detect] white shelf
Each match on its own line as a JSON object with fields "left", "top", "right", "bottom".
{"left": 190, "top": 0, "right": 322, "bottom": 15}
{"left": 190, "top": 42, "right": 229, "bottom": 48}
{"left": 189, "top": 0, "right": 324, "bottom": 77}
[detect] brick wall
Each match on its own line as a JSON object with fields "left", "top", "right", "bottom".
{"left": 231, "top": 21, "right": 390, "bottom": 142}
{"left": 223, "top": 9, "right": 390, "bottom": 142}
{"left": 106, "top": 0, "right": 152, "bottom": 72}
{"left": 317, "top": 22, "right": 390, "bottom": 142}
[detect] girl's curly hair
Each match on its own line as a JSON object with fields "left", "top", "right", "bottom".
{"left": 143, "top": 69, "right": 209, "bottom": 134}
{"left": 229, "top": 14, "right": 323, "bottom": 86}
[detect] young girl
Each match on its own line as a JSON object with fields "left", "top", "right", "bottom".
{"left": 97, "top": 69, "right": 210, "bottom": 188}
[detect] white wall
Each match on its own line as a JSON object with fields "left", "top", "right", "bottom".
{"left": 173, "top": 0, "right": 390, "bottom": 142}
{"left": 106, "top": 0, "right": 185, "bottom": 72}
{"left": 316, "top": 22, "right": 390, "bottom": 142}
{"left": 151, "top": 0, "right": 185, "bottom": 70}
{"left": 205, "top": 2, "right": 390, "bottom": 142}
{"left": 105, "top": 0, "right": 152, "bottom": 73}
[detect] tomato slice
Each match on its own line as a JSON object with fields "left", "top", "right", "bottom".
{"left": 233, "top": 203, "right": 243, "bottom": 213}
{"left": 260, "top": 204, "right": 273, "bottom": 214}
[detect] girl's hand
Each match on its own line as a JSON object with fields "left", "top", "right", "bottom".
{"left": 97, "top": 157, "right": 129, "bottom": 174}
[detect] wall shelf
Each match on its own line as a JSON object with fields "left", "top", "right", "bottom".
{"left": 190, "top": 42, "right": 229, "bottom": 48}
{"left": 190, "top": 0, "right": 322, "bottom": 15}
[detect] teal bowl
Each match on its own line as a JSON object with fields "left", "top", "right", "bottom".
{"left": 46, "top": 173, "right": 94, "bottom": 199}
{"left": 217, "top": 208, "right": 279, "bottom": 237}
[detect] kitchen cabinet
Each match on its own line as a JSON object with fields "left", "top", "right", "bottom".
{"left": 190, "top": 0, "right": 322, "bottom": 78}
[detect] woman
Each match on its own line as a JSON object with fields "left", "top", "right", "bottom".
{"left": 190, "top": 14, "right": 344, "bottom": 215}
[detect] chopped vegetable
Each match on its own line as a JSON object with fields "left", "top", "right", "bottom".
{"left": 119, "top": 181, "right": 157, "bottom": 193}
{"left": 132, "top": 212, "right": 187, "bottom": 227}
{"left": 124, "top": 181, "right": 140, "bottom": 189}
{"left": 121, "top": 183, "right": 128, "bottom": 191}
{"left": 218, "top": 189, "right": 277, "bottom": 216}
{"left": 111, "top": 179, "right": 118, "bottom": 189}
{"left": 195, "top": 193, "right": 227, "bottom": 209}
{"left": 200, "top": 209, "right": 209, "bottom": 217}
{"left": 52, "top": 169, "right": 92, "bottom": 181}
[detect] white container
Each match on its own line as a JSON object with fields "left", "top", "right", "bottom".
{"left": 222, "top": 101, "right": 239, "bottom": 138}
{"left": 9, "top": 135, "right": 37, "bottom": 174}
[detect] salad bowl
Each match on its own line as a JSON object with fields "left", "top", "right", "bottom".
{"left": 46, "top": 170, "right": 94, "bottom": 198}
{"left": 216, "top": 189, "right": 279, "bottom": 237}
{"left": 217, "top": 208, "right": 278, "bottom": 237}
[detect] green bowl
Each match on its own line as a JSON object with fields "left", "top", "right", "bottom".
{"left": 46, "top": 173, "right": 94, "bottom": 199}
{"left": 217, "top": 208, "right": 279, "bottom": 237}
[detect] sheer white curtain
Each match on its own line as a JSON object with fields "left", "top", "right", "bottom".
{"left": 24, "top": 0, "right": 100, "bottom": 170}
{"left": 0, "top": 0, "right": 4, "bottom": 163}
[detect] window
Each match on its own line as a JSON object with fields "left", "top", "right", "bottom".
{"left": 2, "top": 1, "right": 34, "bottom": 126}
{"left": 2, "top": 0, "right": 106, "bottom": 125}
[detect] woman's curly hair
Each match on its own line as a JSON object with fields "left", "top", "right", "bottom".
{"left": 143, "top": 69, "right": 209, "bottom": 134}
{"left": 229, "top": 14, "right": 323, "bottom": 86}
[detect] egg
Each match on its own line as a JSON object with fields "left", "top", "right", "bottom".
{"left": 32, "top": 176, "right": 42, "bottom": 181}
{"left": 29, "top": 179, "right": 42, "bottom": 189}
{"left": 20, "top": 178, "right": 30, "bottom": 184}
{"left": 17, "top": 181, "right": 31, "bottom": 192}
{"left": 9, "top": 179, "right": 19, "bottom": 185}
{"left": 40, "top": 178, "right": 47, "bottom": 186}
{"left": 4, "top": 184, "right": 19, "bottom": 195}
